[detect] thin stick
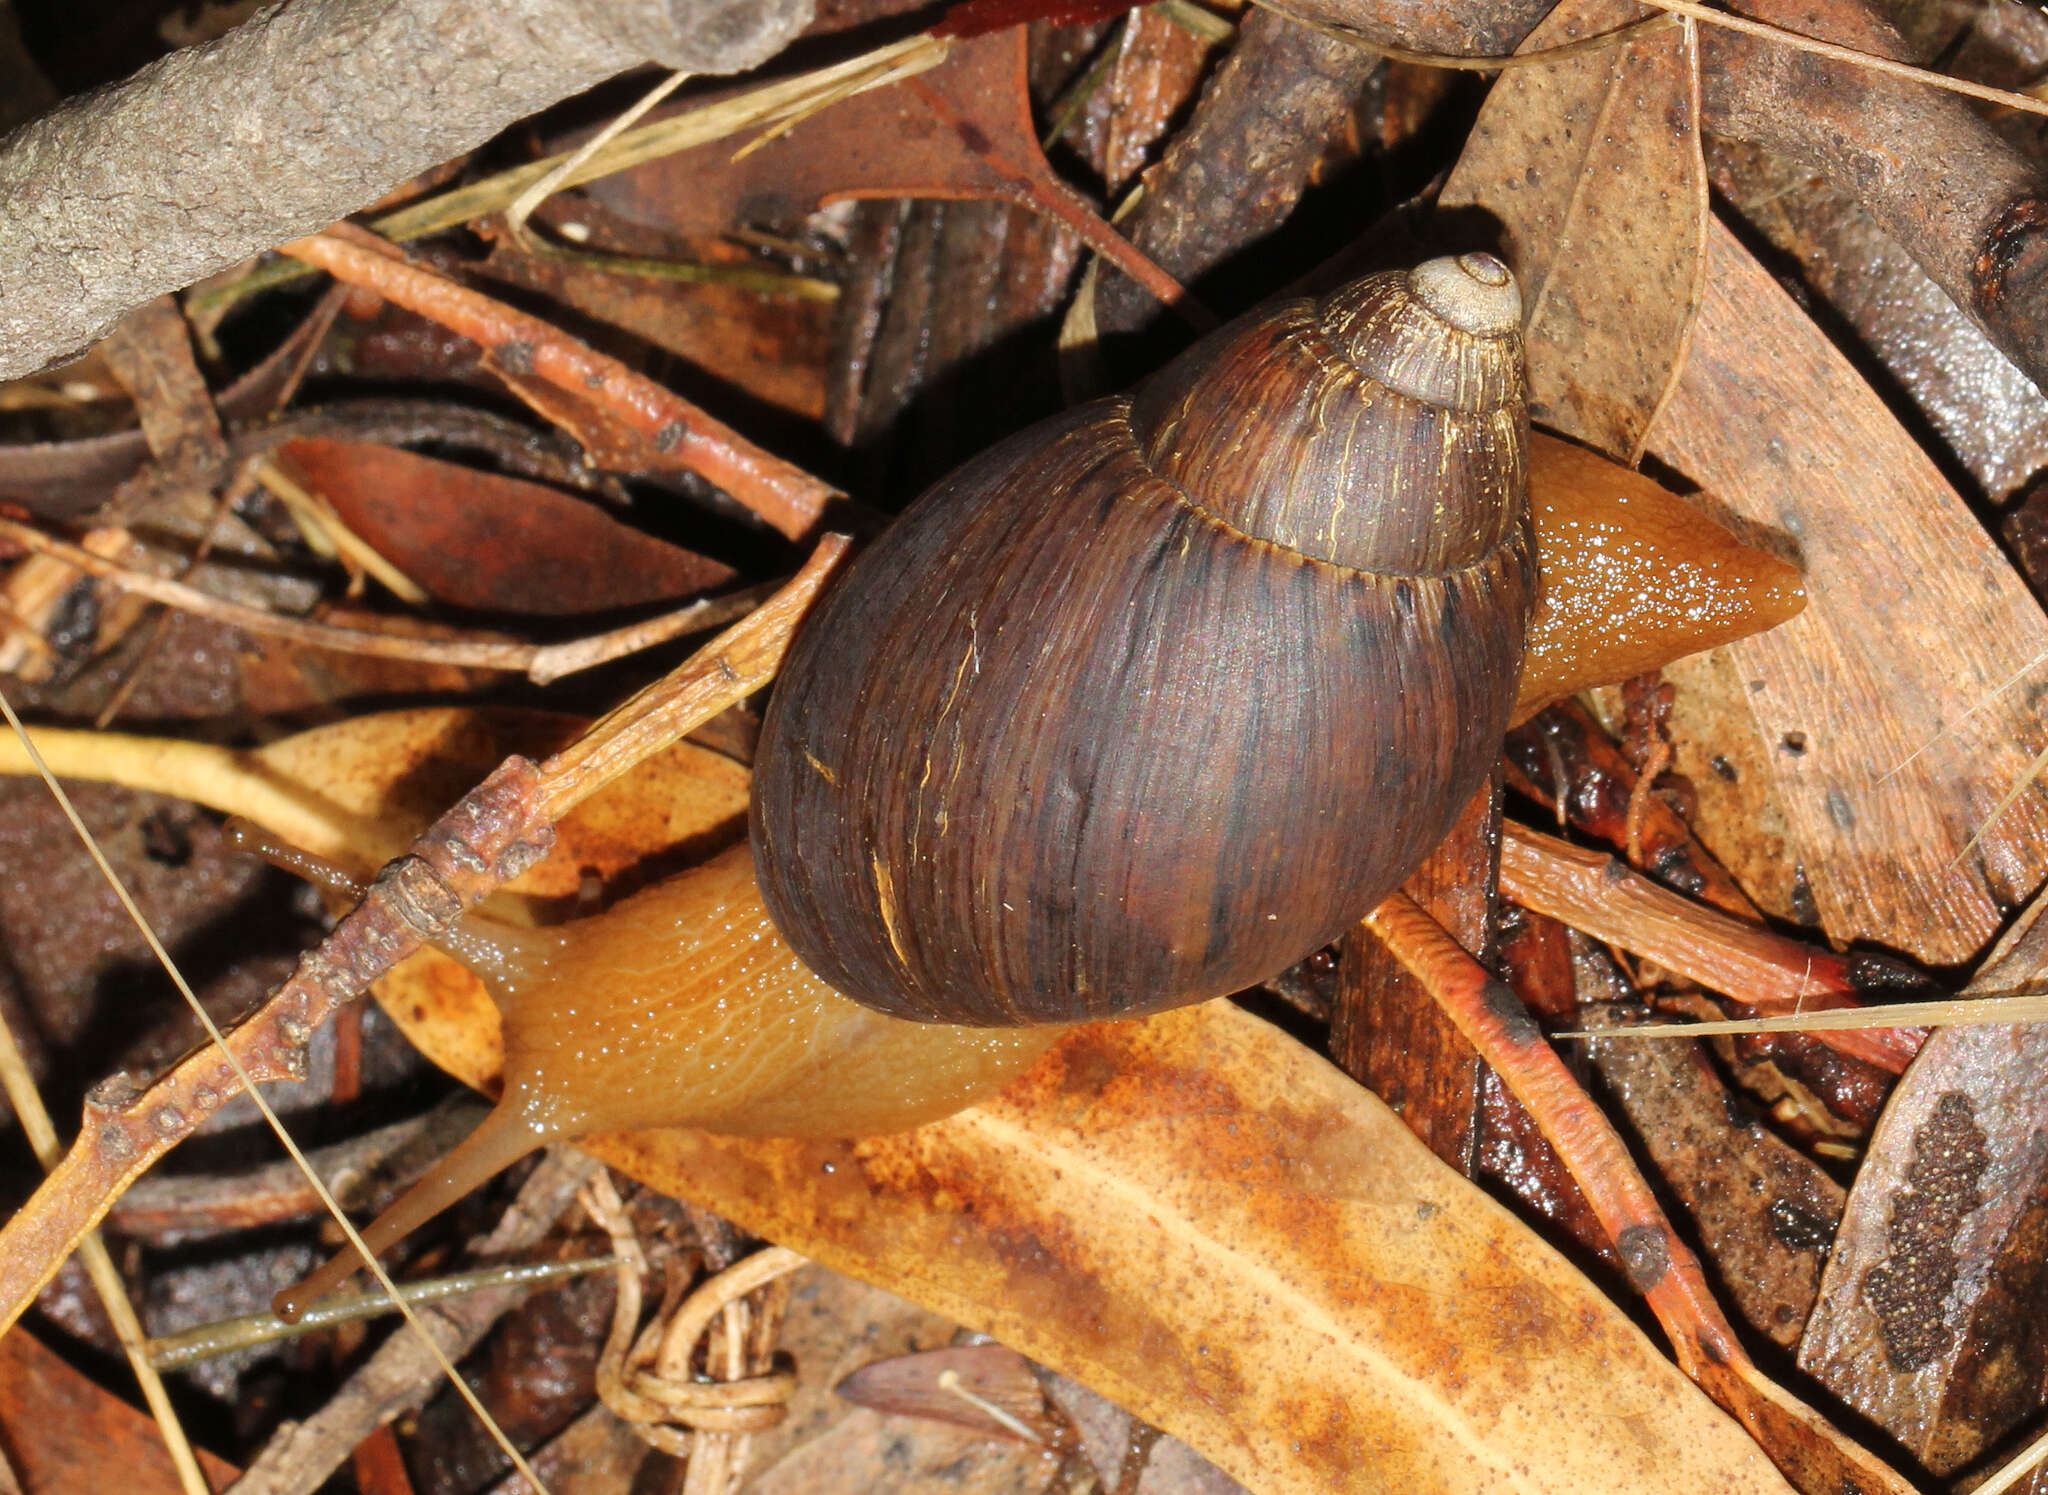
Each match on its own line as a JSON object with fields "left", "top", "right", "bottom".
{"left": 0, "top": 1013, "right": 209, "bottom": 1495}
{"left": 1364, "top": 892, "right": 1912, "bottom": 1495}
{"left": 1500, "top": 820, "right": 1927, "bottom": 1071}
{"left": 0, "top": 536, "right": 848, "bottom": 1339}
{"left": 896, "top": 77, "right": 1210, "bottom": 329}
{"left": 148, "top": 1256, "right": 618, "bottom": 1370}
{"left": 506, "top": 69, "right": 692, "bottom": 242}
{"left": 0, "top": 685, "right": 551, "bottom": 1493}
{"left": 94, "top": 480, "right": 244, "bottom": 732}
{"left": 537, "top": 533, "right": 852, "bottom": 819}
{"left": 0, "top": 517, "right": 769, "bottom": 682}
{"left": 277, "top": 228, "right": 840, "bottom": 540}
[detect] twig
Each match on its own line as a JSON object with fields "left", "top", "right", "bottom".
{"left": 94, "top": 482, "right": 244, "bottom": 730}
{"left": 277, "top": 227, "right": 841, "bottom": 541}
{"left": 1504, "top": 699, "right": 1760, "bottom": 921}
{"left": 0, "top": 535, "right": 849, "bottom": 1339}
{"left": 537, "top": 534, "right": 850, "bottom": 818}
{"left": 1363, "top": 892, "right": 1914, "bottom": 1495}
{"left": 1286, "top": 6, "right": 1681, "bottom": 68}
{"left": 1500, "top": 821, "right": 1927, "bottom": 1073}
{"left": 1558, "top": 986, "right": 2048, "bottom": 1038}
{"left": 110, "top": 1100, "right": 489, "bottom": 1243}
{"left": 0, "top": 683, "right": 550, "bottom": 1491}
{"left": 0, "top": 518, "right": 773, "bottom": 683}
{"left": 0, "top": 1009, "right": 209, "bottom": 1495}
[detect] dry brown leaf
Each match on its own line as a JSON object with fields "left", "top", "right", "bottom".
{"left": 1647, "top": 222, "right": 2048, "bottom": 963}
{"left": 1440, "top": 0, "right": 1707, "bottom": 460}
{"left": 0, "top": 1326, "right": 238, "bottom": 1493}
{"left": 1797, "top": 895, "right": 2048, "bottom": 1474}
{"left": 580, "top": 1008, "right": 1796, "bottom": 1495}
{"left": 274, "top": 439, "right": 735, "bottom": 616}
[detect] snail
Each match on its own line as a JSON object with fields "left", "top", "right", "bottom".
{"left": 246, "top": 253, "right": 1802, "bottom": 1317}
{"left": 751, "top": 253, "right": 1534, "bottom": 1025}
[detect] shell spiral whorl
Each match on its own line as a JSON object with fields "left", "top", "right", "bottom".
{"left": 750, "top": 253, "right": 1535, "bottom": 1026}
{"left": 1127, "top": 251, "right": 1528, "bottom": 575}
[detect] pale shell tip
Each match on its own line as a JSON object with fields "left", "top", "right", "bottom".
{"left": 1409, "top": 253, "right": 1521, "bottom": 337}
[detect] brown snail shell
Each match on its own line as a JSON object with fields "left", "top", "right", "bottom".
{"left": 750, "top": 253, "right": 1535, "bottom": 1026}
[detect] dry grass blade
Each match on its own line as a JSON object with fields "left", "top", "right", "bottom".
{"left": 1561, "top": 990, "right": 2048, "bottom": 1039}
{"left": 0, "top": 1012, "right": 208, "bottom": 1495}
{"left": 505, "top": 68, "right": 692, "bottom": 246}
{"left": 146, "top": 1257, "right": 617, "bottom": 1371}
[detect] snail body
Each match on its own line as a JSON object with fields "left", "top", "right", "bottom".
{"left": 268, "top": 837, "right": 1062, "bottom": 1318}
{"left": 751, "top": 253, "right": 1535, "bottom": 1025}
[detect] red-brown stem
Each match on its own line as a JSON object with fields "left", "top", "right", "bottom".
{"left": 1504, "top": 699, "right": 1759, "bottom": 920}
{"left": 0, "top": 758, "right": 556, "bottom": 1337}
{"left": 278, "top": 226, "right": 841, "bottom": 540}
{"left": 1500, "top": 822, "right": 1927, "bottom": 1074}
{"left": 1368, "top": 889, "right": 1749, "bottom": 1367}
{"left": 1363, "top": 892, "right": 1910, "bottom": 1495}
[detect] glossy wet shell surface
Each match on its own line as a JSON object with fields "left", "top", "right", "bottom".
{"left": 753, "top": 262, "right": 1532, "bottom": 1025}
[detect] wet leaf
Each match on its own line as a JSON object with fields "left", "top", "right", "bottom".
{"left": 274, "top": 438, "right": 735, "bottom": 616}
{"left": 1797, "top": 895, "right": 2048, "bottom": 1474}
{"left": 0, "top": 1325, "right": 238, "bottom": 1493}
{"left": 1646, "top": 223, "right": 2048, "bottom": 963}
{"left": 1440, "top": 0, "right": 1707, "bottom": 460}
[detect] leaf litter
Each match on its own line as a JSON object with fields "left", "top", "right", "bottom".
{"left": 8, "top": 2, "right": 2048, "bottom": 1490}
